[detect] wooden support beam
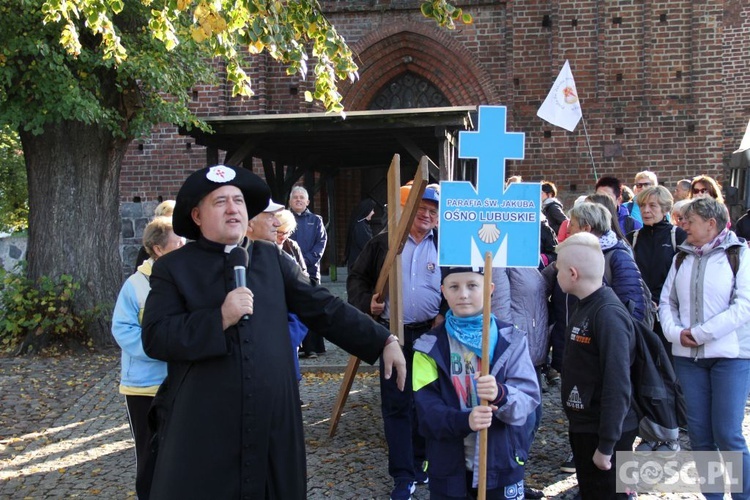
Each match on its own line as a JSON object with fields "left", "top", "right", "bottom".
{"left": 386, "top": 157, "right": 404, "bottom": 341}
{"left": 207, "top": 146, "right": 219, "bottom": 166}
{"left": 224, "top": 138, "right": 258, "bottom": 167}
{"left": 262, "top": 158, "right": 276, "bottom": 193}
{"left": 393, "top": 133, "right": 441, "bottom": 180}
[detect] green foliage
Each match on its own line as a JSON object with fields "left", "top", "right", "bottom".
{"left": 0, "top": 264, "right": 99, "bottom": 353}
{"left": 27, "top": 0, "right": 472, "bottom": 117}
{"left": 0, "top": 126, "right": 27, "bottom": 233}
{"left": 0, "top": 0, "right": 215, "bottom": 138}
{"left": 421, "top": 1, "right": 473, "bottom": 28}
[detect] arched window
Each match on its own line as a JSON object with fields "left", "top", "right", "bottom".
{"left": 368, "top": 72, "right": 451, "bottom": 110}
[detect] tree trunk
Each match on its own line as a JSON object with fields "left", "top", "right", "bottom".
{"left": 20, "top": 121, "right": 130, "bottom": 347}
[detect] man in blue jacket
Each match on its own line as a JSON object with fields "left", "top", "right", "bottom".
{"left": 289, "top": 185, "right": 328, "bottom": 357}
{"left": 289, "top": 186, "right": 327, "bottom": 285}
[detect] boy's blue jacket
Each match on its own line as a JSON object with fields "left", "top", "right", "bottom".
{"left": 412, "top": 321, "right": 540, "bottom": 497}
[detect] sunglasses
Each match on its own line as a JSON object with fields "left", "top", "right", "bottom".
{"left": 692, "top": 188, "right": 708, "bottom": 194}
{"left": 635, "top": 182, "right": 653, "bottom": 188}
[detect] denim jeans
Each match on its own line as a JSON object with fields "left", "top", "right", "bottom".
{"left": 673, "top": 356, "right": 750, "bottom": 499}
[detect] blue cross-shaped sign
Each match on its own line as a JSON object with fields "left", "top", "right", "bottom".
{"left": 439, "top": 106, "right": 541, "bottom": 267}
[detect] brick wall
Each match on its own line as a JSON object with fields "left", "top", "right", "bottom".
{"left": 119, "top": 0, "right": 750, "bottom": 266}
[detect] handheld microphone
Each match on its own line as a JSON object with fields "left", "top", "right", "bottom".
{"left": 228, "top": 247, "right": 250, "bottom": 320}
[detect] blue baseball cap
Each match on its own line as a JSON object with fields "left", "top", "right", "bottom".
{"left": 422, "top": 187, "right": 439, "bottom": 204}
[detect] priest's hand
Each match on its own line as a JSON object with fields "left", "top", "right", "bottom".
{"left": 382, "top": 337, "right": 406, "bottom": 391}
{"left": 221, "top": 287, "right": 254, "bottom": 330}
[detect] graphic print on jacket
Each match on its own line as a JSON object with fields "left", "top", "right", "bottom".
{"left": 450, "top": 341, "right": 481, "bottom": 411}
{"left": 569, "top": 316, "right": 591, "bottom": 345}
{"left": 565, "top": 316, "right": 592, "bottom": 412}
{"left": 567, "top": 386, "right": 584, "bottom": 410}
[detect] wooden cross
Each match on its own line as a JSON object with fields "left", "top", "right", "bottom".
{"left": 328, "top": 154, "right": 429, "bottom": 437}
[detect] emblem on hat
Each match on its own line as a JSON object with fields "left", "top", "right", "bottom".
{"left": 206, "top": 165, "right": 236, "bottom": 183}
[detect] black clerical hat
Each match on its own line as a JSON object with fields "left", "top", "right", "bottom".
{"left": 173, "top": 165, "right": 271, "bottom": 240}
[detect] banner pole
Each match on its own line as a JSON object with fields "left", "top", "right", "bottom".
{"left": 477, "top": 251, "right": 493, "bottom": 500}
{"left": 581, "top": 113, "right": 598, "bottom": 181}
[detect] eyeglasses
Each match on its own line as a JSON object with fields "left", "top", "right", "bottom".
{"left": 277, "top": 230, "right": 292, "bottom": 236}
{"left": 692, "top": 188, "right": 708, "bottom": 194}
{"left": 635, "top": 182, "right": 653, "bottom": 188}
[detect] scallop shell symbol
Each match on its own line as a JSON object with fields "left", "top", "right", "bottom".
{"left": 478, "top": 224, "right": 500, "bottom": 244}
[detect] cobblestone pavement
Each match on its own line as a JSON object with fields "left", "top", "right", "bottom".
{"left": 3, "top": 343, "right": 748, "bottom": 499}
{"left": 1, "top": 274, "right": 748, "bottom": 498}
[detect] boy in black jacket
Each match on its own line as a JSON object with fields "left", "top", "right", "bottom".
{"left": 555, "top": 232, "right": 638, "bottom": 500}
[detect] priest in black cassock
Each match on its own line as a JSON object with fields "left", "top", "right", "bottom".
{"left": 142, "top": 164, "right": 405, "bottom": 499}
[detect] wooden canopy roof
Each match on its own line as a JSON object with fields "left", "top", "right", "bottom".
{"left": 181, "top": 106, "right": 476, "bottom": 197}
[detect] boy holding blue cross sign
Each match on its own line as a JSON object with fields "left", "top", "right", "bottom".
{"left": 412, "top": 106, "right": 542, "bottom": 499}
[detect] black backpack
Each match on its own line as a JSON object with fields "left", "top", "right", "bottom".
{"left": 624, "top": 216, "right": 636, "bottom": 234}
{"left": 629, "top": 316, "right": 688, "bottom": 442}
{"left": 674, "top": 245, "right": 740, "bottom": 278}
{"left": 603, "top": 248, "right": 656, "bottom": 330}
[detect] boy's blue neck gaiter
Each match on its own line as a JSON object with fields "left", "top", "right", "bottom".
{"left": 444, "top": 310, "right": 499, "bottom": 361}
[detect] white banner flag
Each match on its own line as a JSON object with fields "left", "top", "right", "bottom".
{"left": 537, "top": 60, "right": 582, "bottom": 132}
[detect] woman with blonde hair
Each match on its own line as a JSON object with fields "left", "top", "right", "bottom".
{"left": 112, "top": 216, "right": 184, "bottom": 498}
{"left": 134, "top": 200, "right": 176, "bottom": 268}
{"left": 626, "top": 186, "right": 687, "bottom": 453}
{"left": 627, "top": 186, "right": 686, "bottom": 297}
{"left": 153, "top": 199, "right": 175, "bottom": 217}
{"left": 275, "top": 209, "right": 308, "bottom": 276}
{"left": 276, "top": 209, "right": 311, "bottom": 374}
{"left": 626, "top": 186, "right": 687, "bottom": 359}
